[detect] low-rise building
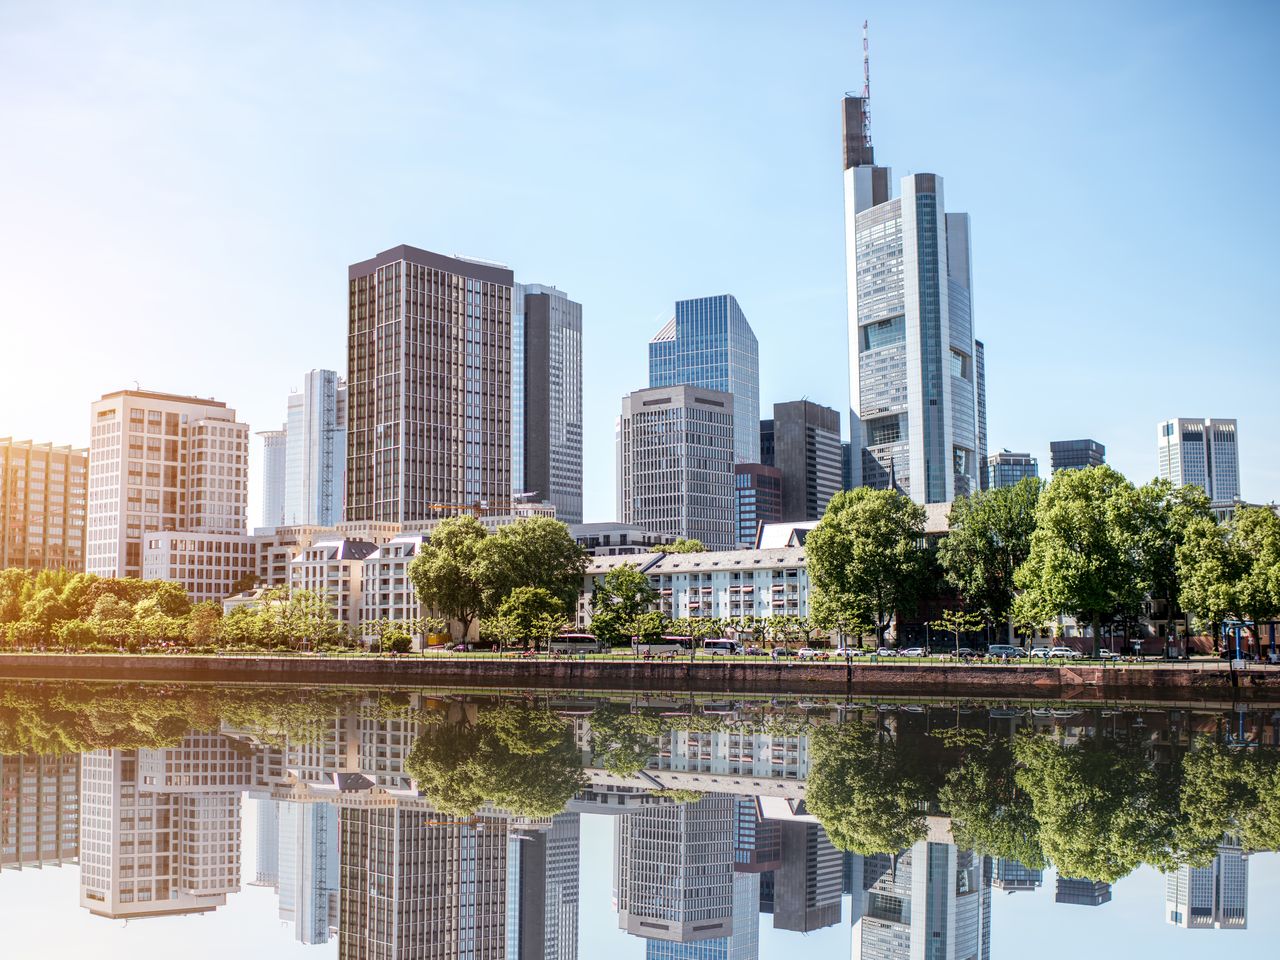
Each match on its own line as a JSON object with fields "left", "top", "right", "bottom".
{"left": 360, "top": 534, "right": 430, "bottom": 641}
{"left": 568, "top": 522, "right": 677, "bottom": 557}
{"left": 288, "top": 539, "right": 377, "bottom": 631}
{"left": 142, "top": 532, "right": 257, "bottom": 604}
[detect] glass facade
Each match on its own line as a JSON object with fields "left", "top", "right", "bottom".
{"left": 986, "top": 451, "right": 1039, "bottom": 490}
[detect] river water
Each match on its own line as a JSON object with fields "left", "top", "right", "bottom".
{"left": 1, "top": 681, "right": 1276, "bottom": 958}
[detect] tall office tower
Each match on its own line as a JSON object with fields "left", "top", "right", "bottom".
{"left": 1157, "top": 418, "right": 1240, "bottom": 505}
{"left": 992, "top": 857, "right": 1043, "bottom": 893}
{"left": 733, "top": 798, "right": 782, "bottom": 873}
{"left": 346, "top": 245, "right": 514, "bottom": 524}
{"left": 842, "top": 91, "right": 984, "bottom": 503}
{"left": 734, "top": 463, "right": 782, "bottom": 547}
{"left": 986, "top": 450, "right": 1039, "bottom": 490}
{"left": 760, "top": 401, "right": 843, "bottom": 521}
{"left": 644, "top": 872, "right": 760, "bottom": 960}
{"left": 277, "top": 800, "right": 340, "bottom": 944}
{"left": 1049, "top": 439, "right": 1105, "bottom": 473}
{"left": 506, "top": 813, "right": 581, "bottom": 960}
{"left": 254, "top": 798, "right": 280, "bottom": 887}
{"left": 338, "top": 806, "right": 509, "bottom": 959}
{"left": 515, "top": 284, "right": 584, "bottom": 523}
{"left": 850, "top": 843, "right": 992, "bottom": 960}
{"left": 0, "top": 439, "right": 87, "bottom": 571}
{"left": 975, "top": 340, "right": 988, "bottom": 489}
{"left": 649, "top": 294, "right": 760, "bottom": 464}
{"left": 282, "top": 370, "right": 348, "bottom": 527}
{"left": 0, "top": 754, "right": 79, "bottom": 870}
{"left": 1054, "top": 876, "right": 1112, "bottom": 906}
{"left": 257, "top": 426, "right": 287, "bottom": 530}
{"left": 1165, "top": 839, "right": 1248, "bottom": 929}
{"left": 79, "top": 736, "right": 252, "bottom": 919}
{"left": 615, "top": 794, "right": 738, "bottom": 943}
{"left": 86, "top": 390, "right": 249, "bottom": 578}
{"left": 772, "top": 821, "right": 842, "bottom": 932}
{"left": 618, "top": 385, "right": 736, "bottom": 550}
{"left": 841, "top": 441, "right": 855, "bottom": 491}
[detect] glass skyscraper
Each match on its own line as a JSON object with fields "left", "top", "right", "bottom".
{"left": 649, "top": 294, "right": 760, "bottom": 464}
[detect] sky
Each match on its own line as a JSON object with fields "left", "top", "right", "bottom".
{"left": 1, "top": 0, "right": 1277, "bottom": 527}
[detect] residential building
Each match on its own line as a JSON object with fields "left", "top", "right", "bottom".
{"left": 251, "top": 521, "right": 400, "bottom": 589}
{"left": 992, "top": 858, "right": 1043, "bottom": 893}
{"left": 360, "top": 533, "right": 430, "bottom": 642}
{"left": 506, "top": 813, "right": 580, "bottom": 960}
{"left": 735, "top": 464, "right": 782, "bottom": 547}
{"left": 1157, "top": 418, "right": 1240, "bottom": 506}
{"left": 842, "top": 93, "right": 986, "bottom": 503}
{"left": 1055, "top": 876, "right": 1112, "bottom": 906}
{"left": 288, "top": 538, "right": 377, "bottom": 631}
{"left": 649, "top": 294, "right": 760, "bottom": 464}
{"left": 141, "top": 532, "right": 257, "bottom": 604}
{"left": 568, "top": 522, "right": 678, "bottom": 557}
{"left": 772, "top": 821, "right": 842, "bottom": 932}
{"left": 87, "top": 389, "right": 249, "bottom": 579}
{"left": 761, "top": 401, "right": 842, "bottom": 521}
{"left": 515, "top": 284, "right": 583, "bottom": 524}
{"left": 618, "top": 385, "right": 736, "bottom": 551}
{"left": 346, "top": 245, "right": 514, "bottom": 525}
{"left": 1049, "top": 439, "right": 1105, "bottom": 473}
{"left": 281, "top": 370, "right": 348, "bottom": 528}
{"left": 986, "top": 450, "right": 1039, "bottom": 490}
{"left": 1164, "top": 839, "right": 1247, "bottom": 929}
{"left": 0, "top": 754, "right": 79, "bottom": 870}
{"left": 0, "top": 438, "right": 87, "bottom": 572}
{"left": 257, "top": 427, "right": 287, "bottom": 530}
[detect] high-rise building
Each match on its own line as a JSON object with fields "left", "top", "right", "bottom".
{"left": 842, "top": 93, "right": 985, "bottom": 503}
{"left": 992, "top": 857, "right": 1043, "bottom": 893}
{"left": 0, "top": 754, "right": 79, "bottom": 870}
{"left": 87, "top": 390, "right": 249, "bottom": 578}
{"left": 1157, "top": 418, "right": 1240, "bottom": 506}
{"left": 1049, "top": 439, "right": 1105, "bottom": 473}
{"left": 643, "top": 872, "right": 760, "bottom": 960}
{"left": 733, "top": 798, "right": 781, "bottom": 873}
{"left": 649, "top": 295, "right": 760, "bottom": 464}
{"left": 618, "top": 385, "right": 736, "bottom": 551}
{"left": 0, "top": 439, "right": 87, "bottom": 572}
{"left": 257, "top": 426, "right": 287, "bottom": 530}
{"left": 1054, "top": 876, "right": 1112, "bottom": 906}
{"left": 986, "top": 450, "right": 1039, "bottom": 490}
{"left": 734, "top": 463, "right": 782, "bottom": 547}
{"left": 515, "top": 284, "right": 583, "bottom": 523}
{"left": 975, "top": 340, "right": 988, "bottom": 489}
{"left": 506, "top": 813, "right": 580, "bottom": 960}
{"left": 276, "top": 800, "right": 339, "bottom": 944}
{"left": 771, "top": 821, "right": 842, "bottom": 932}
{"left": 346, "top": 245, "right": 514, "bottom": 524}
{"left": 280, "top": 370, "right": 348, "bottom": 528}
{"left": 760, "top": 401, "right": 842, "bottom": 521}
{"left": 1164, "top": 839, "right": 1248, "bottom": 929}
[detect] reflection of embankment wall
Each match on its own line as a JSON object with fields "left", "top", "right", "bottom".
{"left": 1, "top": 654, "right": 1278, "bottom": 700}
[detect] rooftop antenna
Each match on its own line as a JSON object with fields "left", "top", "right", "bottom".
{"left": 862, "top": 19, "right": 872, "bottom": 148}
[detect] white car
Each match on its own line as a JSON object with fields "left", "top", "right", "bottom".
{"left": 1028, "top": 647, "right": 1051, "bottom": 659}
{"left": 1096, "top": 649, "right": 1122, "bottom": 660}
{"left": 875, "top": 647, "right": 897, "bottom": 657}
{"left": 899, "top": 647, "right": 928, "bottom": 658}
{"left": 795, "top": 647, "right": 818, "bottom": 660}
{"left": 1047, "top": 646, "right": 1083, "bottom": 660}
{"left": 833, "top": 646, "right": 865, "bottom": 657}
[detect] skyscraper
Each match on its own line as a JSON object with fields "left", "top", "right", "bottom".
{"left": 734, "top": 463, "right": 782, "bottom": 547}
{"left": 992, "top": 857, "right": 1043, "bottom": 893}
{"left": 0, "top": 439, "right": 87, "bottom": 572}
{"left": 1165, "top": 839, "right": 1248, "bottom": 929}
{"left": 1055, "top": 876, "right": 1112, "bottom": 906}
{"left": 515, "top": 284, "right": 584, "bottom": 523}
{"left": 760, "top": 401, "right": 843, "bottom": 521}
{"left": 346, "top": 245, "right": 514, "bottom": 524}
{"left": 1049, "top": 439, "right": 1105, "bottom": 473}
{"left": 1157, "top": 418, "right": 1240, "bottom": 505}
{"left": 842, "top": 93, "right": 985, "bottom": 503}
{"left": 986, "top": 450, "right": 1039, "bottom": 489}
{"left": 282, "top": 369, "right": 347, "bottom": 527}
{"left": 0, "top": 753, "right": 79, "bottom": 870}
{"left": 649, "top": 295, "right": 760, "bottom": 464}
{"left": 771, "top": 821, "right": 842, "bottom": 932}
{"left": 257, "top": 426, "right": 287, "bottom": 530}
{"left": 276, "top": 800, "right": 340, "bottom": 944}
{"left": 618, "top": 385, "right": 736, "bottom": 550}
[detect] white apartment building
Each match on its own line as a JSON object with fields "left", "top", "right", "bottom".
{"left": 141, "top": 532, "right": 257, "bottom": 604}
{"left": 360, "top": 534, "right": 429, "bottom": 639}
{"left": 252, "top": 521, "right": 400, "bottom": 589}
{"left": 288, "top": 539, "right": 377, "bottom": 631}
{"left": 87, "top": 390, "right": 248, "bottom": 579}
{"left": 1157, "top": 417, "right": 1241, "bottom": 506}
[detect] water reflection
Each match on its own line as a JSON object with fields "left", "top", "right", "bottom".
{"left": 1, "top": 683, "right": 1277, "bottom": 957}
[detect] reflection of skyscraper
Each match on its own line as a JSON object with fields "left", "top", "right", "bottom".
{"left": 733, "top": 798, "right": 781, "bottom": 873}
{"left": 1054, "top": 876, "right": 1112, "bottom": 907}
{"left": 278, "top": 800, "right": 339, "bottom": 944}
{"left": 253, "top": 797, "right": 280, "bottom": 886}
{"left": 0, "top": 754, "right": 79, "bottom": 870}
{"left": 644, "top": 872, "right": 760, "bottom": 960}
{"left": 992, "top": 857, "right": 1043, "bottom": 893}
{"left": 772, "top": 821, "right": 842, "bottom": 932}
{"left": 1165, "top": 840, "right": 1248, "bottom": 929}
{"left": 851, "top": 843, "right": 992, "bottom": 960}
{"left": 507, "top": 812, "right": 580, "bottom": 960}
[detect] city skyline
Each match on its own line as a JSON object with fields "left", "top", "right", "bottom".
{"left": 2, "top": 4, "right": 1276, "bottom": 526}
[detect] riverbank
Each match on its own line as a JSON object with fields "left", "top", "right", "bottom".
{"left": 0, "top": 652, "right": 1276, "bottom": 701}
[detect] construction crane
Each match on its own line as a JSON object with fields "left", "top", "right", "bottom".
{"left": 861, "top": 19, "right": 872, "bottom": 148}
{"left": 427, "top": 492, "right": 539, "bottom": 518}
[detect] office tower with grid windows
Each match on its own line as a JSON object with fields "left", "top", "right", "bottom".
{"left": 761, "top": 401, "right": 843, "bottom": 521}
{"left": 649, "top": 295, "right": 760, "bottom": 465}
{"left": 842, "top": 94, "right": 985, "bottom": 503}
{"left": 1054, "top": 876, "right": 1112, "bottom": 906}
{"left": 1164, "top": 839, "right": 1247, "bottom": 929}
{"left": 618, "top": 385, "right": 736, "bottom": 551}
{"left": 734, "top": 463, "right": 782, "bottom": 547}
{"left": 0, "top": 439, "right": 87, "bottom": 572}
{"left": 506, "top": 813, "right": 580, "bottom": 960}
{"left": 0, "top": 753, "right": 79, "bottom": 870}
{"left": 515, "top": 284, "right": 583, "bottom": 523}
{"left": 280, "top": 369, "right": 348, "bottom": 528}
{"left": 1157, "top": 418, "right": 1240, "bottom": 506}
{"left": 772, "top": 821, "right": 842, "bottom": 933}
{"left": 986, "top": 450, "right": 1039, "bottom": 489}
{"left": 1049, "top": 439, "right": 1105, "bottom": 473}
{"left": 346, "top": 245, "right": 514, "bottom": 524}
{"left": 87, "top": 390, "right": 249, "bottom": 579}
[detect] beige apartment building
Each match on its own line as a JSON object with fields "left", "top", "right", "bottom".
{"left": 0, "top": 438, "right": 88, "bottom": 572}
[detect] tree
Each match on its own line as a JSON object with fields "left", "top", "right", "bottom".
{"left": 187, "top": 601, "right": 223, "bottom": 647}
{"left": 929, "top": 609, "right": 986, "bottom": 654}
{"left": 654, "top": 538, "right": 705, "bottom": 554}
{"left": 485, "top": 518, "right": 587, "bottom": 613}
{"left": 937, "top": 478, "right": 1041, "bottom": 639}
{"left": 589, "top": 564, "right": 657, "bottom": 647}
{"left": 494, "top": 587, "right": 568, "bottom": 652}
{"left": 1013, "top": 466, "right": 1144, "bottom": 652}
{"left": 229, "top": 572, "right": 258, "bottom": 596}
{"left": 938, "top": 736, "right": 1045, "bottom": 869}
{"left": 588, "top": 706, "right": 664, "bottom": 776}
{"left": 408, "top": 516, "right": 491, "bottom": 641}
{"left": 1178, "top": 507, "right": 1280, "bottom": 650}
{"left": 806, "top": 487, "right": 928, "bottom": 645}
{"left": 0, "top": 569, "right": 32, "bottom": 623}
{"left": 133, "top": 581, "right": 191, "bottom": 619}
{"left": 22, "top": 587, "right": 67, "bottom": 628}
{"left": 384, "top": 629, "right": 413, "bottom": 655}
{"left": 1177, "top": 740, "right": 1280, "bottom": 855}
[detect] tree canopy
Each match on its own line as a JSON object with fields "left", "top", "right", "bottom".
{"left": 654, "top": 538, "right": 705, "bottom": 554}
{"left": 589, "top": 563, "right": 657, "bottom": 647}
{"left": 1178, "top": 506, "right": 1280, "bottom": 642}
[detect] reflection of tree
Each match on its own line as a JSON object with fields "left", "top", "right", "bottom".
{"left": 405, "top": 703, "right": 586, "bottom": 818}
{"left": 938, "top": 734, "right": 1045, "bottom": 870}
{"left": 587, "top": 707, "right": 665, "bottom": 777}
{"left": 1178, "top": 740, "right": 1280, "bottom": 854}
{"left": 806, "top": 723, "right": 930, "bottom": 855}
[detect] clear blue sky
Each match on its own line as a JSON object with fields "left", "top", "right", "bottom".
{"left": 1, "top": 1, "right": 1277, "bottom": 525}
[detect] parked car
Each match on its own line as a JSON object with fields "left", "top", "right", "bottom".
{"left": 1047, "top": 646, "right": 1083, "bottom": 660}
{"left": 796, "top": 647, "right": 819, "bottom": 660}
{"left": 988, "top": 644, "right": 1027, "bottom": 659}
{"left": 770, "top": 647, "right": 796, "bottom": 659}
{"left": 875, "top": 647, "right": 897, "bottom": 657}
{"left": 952, "top": 647, "right": 980, "bottom": 658}
{"left": 743, "top": 646, "right": 766, "bottom": 656}
{"left": 899, "top": 646, "right": 928, "bottom": 658}
{"left": 1096, "top": 648, "right": 1122, "bottom": 660}
{"left": 1028, "top": 647, "right": 1052, "bottom": 659}
{"left": 833, "top": 646, "right": 865, "bottom": 657}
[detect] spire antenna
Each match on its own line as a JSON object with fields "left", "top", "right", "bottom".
{"left": 862, "top": 20, "right": 872, "bottom": 148}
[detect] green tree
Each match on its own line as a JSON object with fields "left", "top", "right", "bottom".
{"left": 1178, "top": 507, "right": 1280, "bottom": 649}
{"left": 1177, "top": 740, "right": 1280, "bottom": 854}
{"left": 408, "top": 516, "right": 491, "bottom": 641}
{"left": 494, "top": 587, "right": 568, "bottom": 652}
{"left": 938, "top": 736, "right": 1045, "bottom": 869}
{"left": 187, "top": 601, "right": 223, "bottom": 647}
{"left": 133, "top": 581, "right": 192, "bottom": 619}
{"left": 485, "top": 517, "right": 587, "bottom": 613}
{"left": 937, "top": 478, "right": 1041, "bottom": 638}
{"left": 229, "top": 572, "right": 258, "bottom": 596}
{"left": 588, "top": 706, "right": 664, "bottom": 776}
{"left": 589, "top": 564, "right": 657, "bottom": 647}
{"left": 654, "top": 538, "right": 705, "bottom": 554}
{"left": 806, "top": 487, "right": 928, "bottom": 645}
{"left": 0, "top": 569, "right": 32, "bottom": 623}
{"left": 929, "top": 609, "right": 986, "bottom": 654}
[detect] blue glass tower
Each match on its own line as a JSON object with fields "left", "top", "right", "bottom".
{"left": 649, "top": 294, "right": 760, "bottom": 464}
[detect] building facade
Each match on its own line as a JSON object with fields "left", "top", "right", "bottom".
{"left": 985, "top": 450, "right": 1038, "bottom": 490}
{"left": 142, "top": 532, "right": 257, "bottom": 604}
{"left": 515, "top": 284, "right": 583, "bottom": 524}
{"left": 735, "top": 464, "right": 782, "bottom": 547}
{"left": 1164, "top": 839, "right": 1247, "bottom": 929}
{"left": 87, "top": 390, "right": 248, "bottom": 579}
{"left": 0, "top": 438, "right": 87, "bottom": 572}
{"left": 288, "top": 539, "right": 376, "bottom": 631}
{"left": 1157, "top": 418, "right": 1240, "bottom": 506}
{"left": 0, "top": 753, "right": 79, "bottom": 870}
{"left": 568, "top": 522, "right": 678, "bottom": 557}
{"left": 842, "top": 95, "right": 985, "bottom": 504}
{"left": 649, "top": 295, "right": 760, "bottom": 465}
{"left": 761, "top": 401, "right": 842, "bottom": 522}
{"left": 618, "top": 385, "right": 736, "bottom": 551}
{"left": 282, "top": 370, "right": 348, "bottom": 528}
{"left": 257, "top": 427, "right": 287, "bottom": 531}
{"left": 1049, "top": 439, "right": 1105, "bottom": 473}
{"left": 347, "top": 246, "right": 514, "bottom": 524}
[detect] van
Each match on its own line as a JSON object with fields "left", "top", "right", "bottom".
{"left": 988, "top": 644, "right": 1026, "bottom": 659}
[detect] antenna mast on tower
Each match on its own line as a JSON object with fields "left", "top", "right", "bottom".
{"left": 862, "top": 19, "right": 872, "bottom": 148}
